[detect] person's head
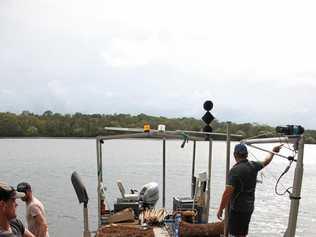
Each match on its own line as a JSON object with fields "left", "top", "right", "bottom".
{"left": 16, "top": 182, "right": 32, "bottom": 202}
{"left": 0, "top": 181, "right": 25, "bottom": 220}
{"left": 234, "top": 143, "right": 248, "bottom": 161}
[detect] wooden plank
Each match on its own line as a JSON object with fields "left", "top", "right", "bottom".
{"left": 153, "top": 227, "right": 170, "bottom": 237}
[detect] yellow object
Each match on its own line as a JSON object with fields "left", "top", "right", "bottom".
{"left": 144, "top": 124, "right": 150, "bottom": 132}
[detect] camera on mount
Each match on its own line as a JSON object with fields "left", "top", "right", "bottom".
{"left": 275, "top": 125, "right": 304, "bottom": 136}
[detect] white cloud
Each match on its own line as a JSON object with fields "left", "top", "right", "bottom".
{"left": 101, "top": 36, "right": 169, "bottom": 67}
{"left": 1, "top": 0, "right": 316, "bottom": 128}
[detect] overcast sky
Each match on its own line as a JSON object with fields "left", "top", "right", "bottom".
{"left": 1, "top": 0, "right": 315, "bottom": 129}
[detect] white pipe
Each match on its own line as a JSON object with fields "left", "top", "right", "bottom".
{"left": 242, "top": 136, "right": 300, "bottom": 145}
{"left": 104, "top": 126, "right": 242, "bottom": 138}
{"left": 191, "top": 141, "right": 196, "bottom": 199}
{"left": 105, "top": 127, "right": 143, "bottom": 132}
{"left": 247, "top": 144, "right": 292, "bottom": 160}
{"left": 284, "top": 136, "right": 304, "bottom": 237}
{"left": 175, "top": 130, "right": 242, "bottom": 138}
{"left": 224, "top": 123, "right": 231, "bottom": 237}
{"left": 96, "top": 137, "right": 102, "bottom": 227}
{"left": 99, "top": 132, "right": 205, "bottom": 141}
{"left": 162, "top": 138, "right": 166, "bottom": 208}
{"left": 204, "top": 139, "right": 213, "bottom": 223}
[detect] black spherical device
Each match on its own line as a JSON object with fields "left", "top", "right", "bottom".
{"left": 202, "top": 100, "right": 215, "bottom": 139}
{"left": 203, "top": 101, "right": 213, "bottom": 111}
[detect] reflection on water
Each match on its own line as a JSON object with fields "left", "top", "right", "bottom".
{"left": 1, "top": 139, "right": 315, "bottom": 236}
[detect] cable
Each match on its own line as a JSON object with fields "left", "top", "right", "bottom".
{"left": 275, "top": 140, "right": 296, "bottom": 197}
{"left": 274, "top": 160, "right": 294, "bottom": 196}
{"left": 248, "top": 147, "right": 296, "bottom": 197}
{"left": 248, "top": 150, "right": 284, "bottom": 187}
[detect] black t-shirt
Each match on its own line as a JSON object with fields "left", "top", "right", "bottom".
{"left": 227, "top": 159, "right": 263, "bottom": 213}
{"left": 0, "top": 219, "right": 25, "bottom": 237}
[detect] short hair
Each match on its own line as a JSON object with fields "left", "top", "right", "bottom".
{"left": 234, "top": 144, "right": 248, "bottom": 158}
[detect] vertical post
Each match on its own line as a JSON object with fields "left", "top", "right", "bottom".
{"left": 224, "top": 122, "right": 231, "bottom": 237}
{"left": 204, "top": 138, "right": 213, "bottom": 223}
{"left": 284, "top": 136, "right": 304, "bottom": 237}
{"left": 96, "top": 137, "right": 102, "bottom": 227}
{"left": 191, "top": 140, "right": 196, "bottom": 198}
{"left": 162, "top": 138, "right": 166, "bottom": 208}
{"left": 83, "top": 203, "right": 91, "bottom": 237}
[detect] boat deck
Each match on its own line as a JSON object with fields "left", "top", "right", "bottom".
{"left": 153, "top": 227, "right": 170, "bottom": 237}
{"left": 96, "top": 223, "right": 171, "bottom": 237}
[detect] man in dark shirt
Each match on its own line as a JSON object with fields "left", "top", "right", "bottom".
{"left": 0, "top": 181, "right": 34, "bottom": 237}
{"left": 217, "top": 143, "right": 282, "bottom": 237}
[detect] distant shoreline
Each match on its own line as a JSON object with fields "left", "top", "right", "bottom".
{"left": 1, "top": 111, "right": 315, "bottom": 144}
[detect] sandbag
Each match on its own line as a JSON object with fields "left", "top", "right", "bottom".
{"left": 97, "top": 224, "right": 155, "bottom": 237}
{"left": 179, "top": 220, "right": 224, "bottom": 237}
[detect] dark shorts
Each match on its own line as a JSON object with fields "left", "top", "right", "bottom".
{"left": 228, "top": 210, "right": 253, "bottom": 236}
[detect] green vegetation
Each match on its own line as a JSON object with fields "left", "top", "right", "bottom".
{"left": 0, "top": 111, "right": 315, "bottom": 143}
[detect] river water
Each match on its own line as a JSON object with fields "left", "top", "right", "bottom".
{"left": 1, "top": 139, "right": 315, "bottom": 236}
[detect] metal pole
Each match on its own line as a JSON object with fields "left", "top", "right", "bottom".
{"left": 96, "top": 137, "right": 102, "bottom": 227}
{"left": 284, "top": 136, "right": 304, "bottom": 237}
{"left": 248, "top": 144, "right": 294, "bottom": 160}
{"left": 225, "top": 123, "right": 231, "bottom": 183}
{"left": 191, "top": 140, "right": 196, "bottom": 198}
{"left": 242, "top": 136, "right": 300, "bottom": 145}
{"left": 83, "top": 203, "right": 91, "bottom": 237}
{"left": 162, "top": 138, "right": 166, "bottom": 208}
{"left": 204, "top": 138, "right": 213, "bottom": 223}
{"left": 224, "top": 122, "right": 231, "bottom": 237}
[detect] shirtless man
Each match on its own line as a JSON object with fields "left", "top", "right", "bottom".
{"left": 17, "top": 183, "right": 49, "bottom": 237}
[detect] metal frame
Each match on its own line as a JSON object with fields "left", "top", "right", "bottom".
{"left": 95, "top": 128, "right": 241, "bottom": 227}
{"left": 98, "top": 126, "right": 305, "bottom": 237}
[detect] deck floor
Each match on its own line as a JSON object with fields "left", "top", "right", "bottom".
{"left": 153, "top": 227, "right": 170, "bottom": 237}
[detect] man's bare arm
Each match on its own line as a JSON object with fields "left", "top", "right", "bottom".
{"left": 217, "top": 185, "right": 234, "bottom": 220}
{"left": 34, "top": 213, "right": 48, "bottom": 237}
{"left": 261, "top": 144, "right": 283, "bottom": 167}
{"left": 23, "top": 229, "right": 35, "bottom": 237}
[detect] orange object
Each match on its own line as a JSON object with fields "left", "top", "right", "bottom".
{"left": 144, "top": 124, "right": 150, "bottom": 132}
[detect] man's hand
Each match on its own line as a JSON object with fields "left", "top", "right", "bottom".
{"left": 272, "top": 144, "right": 283, "bottom": 153}
{"left": 217, "top": 208, "right": 223, "bottom": 220}
{"left": 23, "top": 229, "right": 35, "bottom": 237}
{"left": 262, "top": 144, "right": 283, "bottom": 167}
